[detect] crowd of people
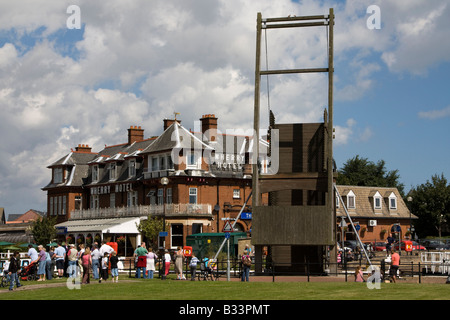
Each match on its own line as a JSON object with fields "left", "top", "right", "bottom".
{"left": 4, "top": 241, "right": 255, "bottom": 291}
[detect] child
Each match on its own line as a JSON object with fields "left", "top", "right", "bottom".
{"left": 110, "top": 251, "right": 119, "bottom": 283}
{"left": 189, "top": 253, "right": 199, "bottom": 281}
{"left": 100, "top": 252, "right": 109, "bottom": 282}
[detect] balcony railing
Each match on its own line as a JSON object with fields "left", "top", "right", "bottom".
{"left": 70, "top": 203, "right": 212, "bottom": 220}
{"left": 143, "top": 169, "right": 174, "bottom": 179}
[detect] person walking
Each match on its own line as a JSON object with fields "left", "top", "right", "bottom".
{"left": 81, "top": 247, "right": 92, "bottom": 284}
{"left": 189, "top": 253, "right": 200, "bottom": 281}
{"left": 390, "top": 249, "right": 400, "bottom": 283}
{"left": 355, "top": 265, "right": 365, "bottom": 282}
{"left": 145, "top": 248, "right": 157, "bottom": 279}
{"left": 163, "top": 249, "right": 171, "bottom": 278}
{"left": 8, "top": 251, "right": 22, "bottom": 291}
{"left": 241, "top": 251, "right": 251, "bottom": 282}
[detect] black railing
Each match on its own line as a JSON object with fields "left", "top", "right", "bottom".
{"left": 119, "top": 256, "right": 450, "bottom": 284}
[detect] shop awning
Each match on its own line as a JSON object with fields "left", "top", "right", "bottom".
{"left": 55, "top": 216, "right": 144, "bottom": 234}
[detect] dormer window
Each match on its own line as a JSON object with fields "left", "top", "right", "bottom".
{"left": 92, "top": 165, "right": 99, "bottom": 182}
{"left": 129, "top": 160, "right": 136, "bottom": 177}
{"left": 373, "top": 191, "right": 382, "bottom": 210}
{"left": 54, "top": 167, "right": 63, "bottom": 184}
{"left": 109, "top": 163, "right": 116, "bottom": 180}
{"left": 388, "top": 192, "right": 397, "bottom": 210}
{"left": 347, "top": 190, "right": 356, "bottom": 209}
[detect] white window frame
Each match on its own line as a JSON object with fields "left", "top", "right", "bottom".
{"left": 151, "top": 157, "right": 158, "bottom": 171}
{"left": 186, "top": 151, "right": 201, "bottom": 169}
{"left": 129, "top": 160, "right": 136, "bottom": 177}
{"left": 373, "top": 191, "right": 382, "bottom": 210}
{"left": 233, "top": 189, "right": 241, "bottom": 199}
{"left": 109, "top": 163, "right": 116, "bottom": 180}
{"left": 92, "top": 165, "right": 99, "bottom": 182}
{"left": 62, "top": 196, "right": 66, "bottom": 215}
{"left": 91, "top": 195, "right": 99, "bottom": 209}
{"left": 189, "top": 188, "right": 197, "bottom": 204}
{"left": 127, "top": 191, "right": 138, "bottom": 207}
{"left": 389, "top": 192, "right": 397, "bottom": 210}
{"left": 166, "top": 188, "right": 172, "bottom": 204}
{"left": 347, "top": 190, "right": 356, "bottom": 209}
{"left": 157, "top": 188, "right": 164, "bottom": 205}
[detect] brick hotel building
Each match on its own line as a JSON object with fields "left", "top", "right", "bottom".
{"left": 43, "top": 115, "right": 268, "bottom": 255}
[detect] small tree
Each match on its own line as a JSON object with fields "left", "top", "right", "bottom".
{"left": 137, "top": 216, "right": 169, "bottom": 250}
{"left": 30, "top": 216, "right": 57, "bottom": 245}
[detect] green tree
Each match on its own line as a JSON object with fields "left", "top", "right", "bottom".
{"left": 137, "top": 216, "right": 169, "bottom": 250}
{"left": 30, "top": 216, "right": 57, "bottom": 245}
{"left": 336, "top": 155, "right": 405, "bottom": 196}
{"left": 407, "top": 174, "right": 450, "bottom": 238}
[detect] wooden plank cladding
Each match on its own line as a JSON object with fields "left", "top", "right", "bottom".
{"left": 251, "top": 206, "right": 334, "bottom": 245}
{"left": 274, "top": 123, "right": 325, "bottom": 174}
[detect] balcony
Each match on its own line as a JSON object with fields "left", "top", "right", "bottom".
{"left": 143, "top": 169, "right": 174, "bottom": 179}
{"left": 70, "top": 203, "right": 212, "bottom": 220}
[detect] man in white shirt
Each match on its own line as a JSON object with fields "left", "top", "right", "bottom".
{"left": 54, "top": 243, "right": 66, "bottom": 278}
{"left": 91, "top": 244, "right": 102, "bottom": 280}
{"left": 27, "top": 245, "right": 39, "bottom": 263}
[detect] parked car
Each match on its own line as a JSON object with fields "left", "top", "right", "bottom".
{"left": 368, "top": 241, "right": 386, "bottom": 251}
{"left": 412, "top": 241, "right": 426, "bottom": 251}
{"left": 421, "top": 240, "right": 450, "bottom": 251}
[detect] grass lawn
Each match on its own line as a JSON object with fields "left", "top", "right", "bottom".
{"left": 1, "top": 276, "right": 449, "bottom": 301}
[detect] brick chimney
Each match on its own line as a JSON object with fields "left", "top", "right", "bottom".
{"left": 75, "top": 144, "right": 92, "bottom": 153}
{"left": 128, "top": 126, "right": 144, "bottom": 144}
{"left": 163, "top": 118, "right": 181, "bottom": 131}
{"left": 200, "top": 114, "right": 218, "bottom": 142}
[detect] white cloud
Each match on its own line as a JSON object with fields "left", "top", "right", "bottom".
{"left": 418, "top": 105, "right": 450, "bottom": 120}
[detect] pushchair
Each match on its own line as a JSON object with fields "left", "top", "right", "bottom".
{"left": 19, "top": 261, "right": 38, "bottom": 281}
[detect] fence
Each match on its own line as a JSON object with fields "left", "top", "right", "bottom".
{"left": 118, "top": 256, "right": 450, "bottom": 284}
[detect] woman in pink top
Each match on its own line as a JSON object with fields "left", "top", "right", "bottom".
{"left": 81, "top": 247, "right": 92, "bottom": 284}
{"left": 355, "top": 266, "right": 365, "bottom": 282}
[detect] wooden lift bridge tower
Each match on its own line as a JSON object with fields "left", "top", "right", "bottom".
{"left": 251, "top": 9, "right": 337, "bottom": 274}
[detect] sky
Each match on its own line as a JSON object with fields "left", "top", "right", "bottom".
{"left": 1, "top": 0, "right": 449, "bottom": 216}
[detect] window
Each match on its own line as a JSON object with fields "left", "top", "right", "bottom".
{"left": 389, "top": 193, "right": 397, "bottom": 210}
{"left": 92, "top": 165, "right": 99, "bottom": 182}
{"left": 151, "top": 157, "right": 158, "bottom": 171}
{"left": 171, "top": 224, "right": 184, "bottom": 248}
{"left": 157, "top": 188, "right": 164, "bottom": 205}
{"left": 129, "top": 160, "right": 136, "bottom": 177}
{"left": 159, "top": 157, "right": 165, "bottom": 170}
{"left": 189, "top": 188, "right": 197, "bottom": 204}
{"left": 90, "top": 195, "right": 99, "bottom": 209}
{"left": 75, "top": 196, "right": 82, "bottom": 210}
{"left": 50, "top": 198, "right": 54, "bottom": 215}
{"left": 110, "top": 193, "right": 115, "bottom": 208}
{"left": 374, "top": 197, "right": 381, "bottom": 209}
{"left": 109, "top": 163, "right": 116, "bottom": 180}
{"left": 127, "top": 191, "right": 138, "bottom": 207}
{"left": 233, "top": 189, "right": 241, "bottom": 199}
{"left": 187, "top": 151, "right": 200, "bottom": 169}
{"left": 54, "top": 168, "right": 63, "bottom": 183}
{"left": 166, "top": 188, "right": 172, "bottom": 204}
{"left": 192, "top": 223, "right": 202, "bottom": 234}
{"left": 62, "top": 196, "right": 66, "bottom": 215}
{"left": 347, "top": 190, "right": 356, "bottom": 209}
